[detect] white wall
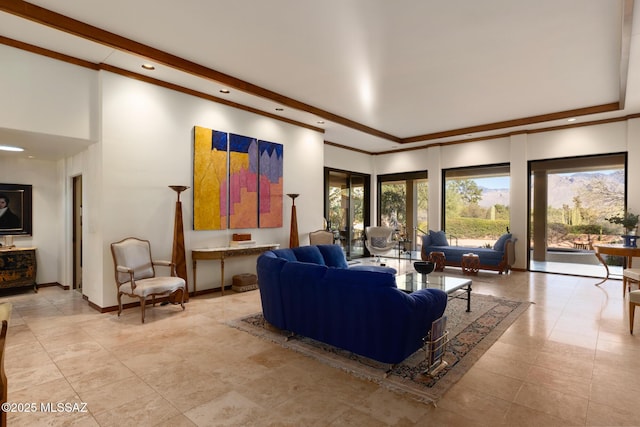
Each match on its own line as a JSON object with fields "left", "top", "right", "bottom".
{"left": 93, "top": 71, "right": 325, "bottom": 307}
{"left": 0, "top": 157, "right": 60, "bottom": 284}
{"left": 0, "top": 44, "right": 97, "bottom": 140}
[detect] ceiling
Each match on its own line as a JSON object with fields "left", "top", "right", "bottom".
{"left": 0, "top": 0, "right": 639, "bottom": 160}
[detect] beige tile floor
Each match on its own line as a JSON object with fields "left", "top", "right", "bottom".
{"left": 2, "top": 261, "right": 640, "bottom": 426}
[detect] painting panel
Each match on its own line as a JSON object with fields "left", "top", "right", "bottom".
{"left": 193, "top": 126, "right": 228, "bottom": 230}
{"left": 0, "top": 184, "right": 32, "bottom": 236}
{"left": 229, "top": 133, "right": 258, "bottom": 229}
{"left": 258, "top": 140, "right": 283, "bottom": 228}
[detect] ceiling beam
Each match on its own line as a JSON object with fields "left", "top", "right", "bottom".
{"left": 401, "top": 103, "right": 620, "bottom": 144}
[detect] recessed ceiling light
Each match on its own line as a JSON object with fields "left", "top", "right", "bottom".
{"left": 141, "top": 63, "right": 155, "bottom": 70}
{"left": 219, "top": 89, "right": 230, "bottom": 94}
{"left": 567, "top": 118, "right": 577, "bottom": 122}
{"left": 317, "top": 121, "right": 325, "bottom": 125}
{"left": 0, "top": 145, "right": 24, "bottom": 152}
{"left": 275, "top": 108, "right": 284, "bottom": 111}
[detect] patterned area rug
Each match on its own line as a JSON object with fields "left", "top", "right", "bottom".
{"left": 226, "top": 293, "right": 530, "bottom": 405}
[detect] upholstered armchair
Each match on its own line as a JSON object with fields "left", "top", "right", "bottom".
{"left": 309, "top": 229, "right": 335, "bottom": 245}
{"left": 110, "top": 237, "right": 186, "bottom": 323}
{"left": 365, "top": 226, "right": 397, "bottom": 261}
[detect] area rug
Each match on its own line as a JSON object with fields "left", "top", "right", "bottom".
{"left": 226, "top": 293, "right": 531, "bottom": 405}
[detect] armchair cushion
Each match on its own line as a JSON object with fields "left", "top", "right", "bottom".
{"left": 371, "top": 236, "right": 389, "bottom": 248}
{"left": 119, "top": 276, "right": 185, "bottom": 298}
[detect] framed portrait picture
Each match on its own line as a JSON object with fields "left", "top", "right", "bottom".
{"left": 0, "top": 184, "right": 32, "bottom": 236}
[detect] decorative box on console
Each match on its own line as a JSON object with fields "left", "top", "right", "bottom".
{"left": 232, "top": 273, "right": 258, "bottom": 292}
{"left": 230, "top": 233, "right": 256, "bottom": 247}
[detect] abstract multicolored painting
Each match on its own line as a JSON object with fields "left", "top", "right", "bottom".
{"left": 258, "top": 140, "right": 283, "bottom": 227}
{"left": 193, "top": 126, "right": 228, "bottom": 230}
{"left": 193, "top": 126, "right": 283, "bottom": 230}
{"left": 228, "top": 133, "right": 258, "bottom": 229}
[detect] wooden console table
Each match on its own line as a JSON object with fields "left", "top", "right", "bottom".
{"left": 591, "top": 243, "right": 640, "bottom": 285}
{"left": 191, "top": 244, "right": 279, "bottom": 296}
{"left": 0, "top": 247, "right": 37, "bottom": 292}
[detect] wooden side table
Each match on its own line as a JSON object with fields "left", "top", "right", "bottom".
{"left": 429, "top": 251, "right": 446, "bottom": 272}
{"left": 461, "top": 253, "right": 480, "bottom": 275}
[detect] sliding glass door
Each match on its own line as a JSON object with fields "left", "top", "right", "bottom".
{"left": 325, "top": 168, "right": 370, "bottom": 259}
{"left": 529, "top": 153, "right": 627, "bottom": 277}
{"left": 377, "top": 171, "right": 428, "bottom": 254}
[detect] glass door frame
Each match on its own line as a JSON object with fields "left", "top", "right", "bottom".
{"left": 527, "top": 152, "right": 628, "bottom": 275}
{"left": 324, "top": 167, "right": 370, "bottom": 260}
{"left": 376, "top": 170, "right": 428, "bottom": 253}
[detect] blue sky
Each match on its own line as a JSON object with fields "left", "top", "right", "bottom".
{"left": 474, "top": 176, "right": 510, "bottom": 190}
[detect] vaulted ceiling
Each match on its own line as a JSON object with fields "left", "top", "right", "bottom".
{"left": 0, "top": 0, "right": 638, "bottom": 159}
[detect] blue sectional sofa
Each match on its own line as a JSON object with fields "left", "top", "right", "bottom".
{"left": 420, "top": 230, "right": 516, "bottom": 274}
{"left": 256, "top": 244, "right": 448, "bottom": 364}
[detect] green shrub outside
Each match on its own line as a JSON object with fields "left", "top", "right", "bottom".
{"left": 445, "top": 218, "right": 509, "bottom": 239}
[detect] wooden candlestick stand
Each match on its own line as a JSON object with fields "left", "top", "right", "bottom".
{"left": 287, "top": 194, "right": 299, "bottom": 248}
{"left": 169, "top": 185, "right": 189, "bottom": 302}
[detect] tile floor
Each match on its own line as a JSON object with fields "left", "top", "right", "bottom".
{"left": 2, "top": 261, "right": 640, "bottom": 426}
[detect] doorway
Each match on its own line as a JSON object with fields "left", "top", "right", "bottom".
{"left": 377, "top": 171, "right": 428, "bottom": 254}
{"left": 72, "top": 175, "right": 83, "bottom": 291}
{"left": 325, "top": 168, "right": 370, "bottom": 259}
{"left": 528, "top": 153, "right": 626, "bottom": 277}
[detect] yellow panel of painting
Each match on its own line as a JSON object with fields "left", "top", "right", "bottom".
{"left": 193, "top": 126, "right": 227, "bottom": 230}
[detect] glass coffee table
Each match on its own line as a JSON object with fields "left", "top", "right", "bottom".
{"left": 395, "top": 272, "right": 472, "bottom": 312}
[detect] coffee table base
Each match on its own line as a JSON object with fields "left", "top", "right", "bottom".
{"left": 449, "top": 282, "right": 472, "bottom": 312}
{"left": 395, "top": 273, "right": 472, "bottom": 312}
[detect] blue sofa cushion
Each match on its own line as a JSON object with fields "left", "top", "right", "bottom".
{"left": 271, "top": 246, "right": 326, "bottom": 265}
{"left": 316, "top": 244, "right": 349, "bottom": 268}
{"left": 430, "top": 230, "right": 449, "bottom": 246}
{"left": 493, "top": 233, "right": 512, "bottom": 252}
{"left": 271, "top": 248, "right": 297, "bottom": 262}
{"left": 290, "top": 245, "right": 326, "bottom": 265}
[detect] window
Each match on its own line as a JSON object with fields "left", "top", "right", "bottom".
{"left": 443, "top": 164, "right": 510, "bottom": 247}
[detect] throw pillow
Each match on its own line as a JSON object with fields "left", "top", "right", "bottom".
{"left": 430, "top": 230, "right": 449, "bottom": 246}
{"left": 493, "top": 233, "right": 512, "bottom": 252}
{"left": 371, "top": 236, "right": 388, "bottom": 248}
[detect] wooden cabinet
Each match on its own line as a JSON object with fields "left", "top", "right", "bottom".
{"left": 0, "top": 247, "right": 37, "bottom": 292}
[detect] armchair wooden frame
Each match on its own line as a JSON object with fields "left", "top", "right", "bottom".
{"left": 111, "top": 237, "right": 186, "bottom": 323}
